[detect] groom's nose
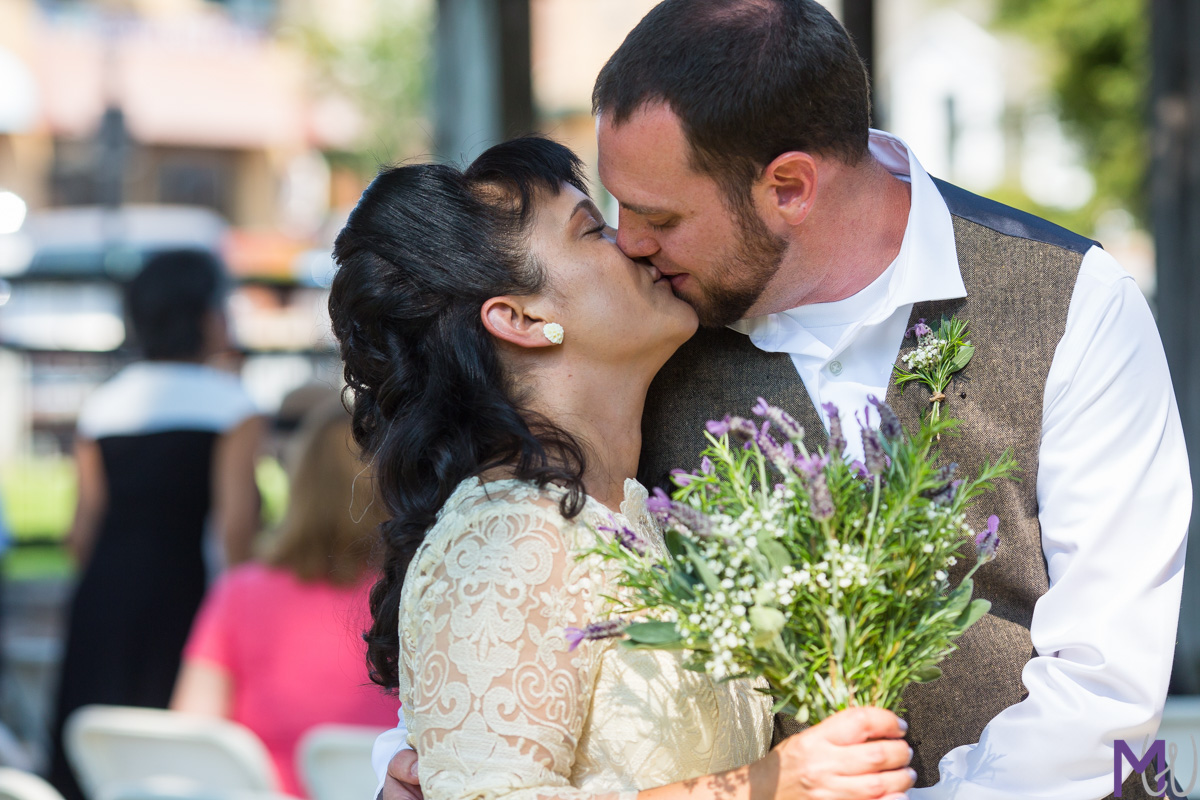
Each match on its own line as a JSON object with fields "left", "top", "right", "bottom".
{"left": 615, "top": 211, "right": 659, "bottom": 259}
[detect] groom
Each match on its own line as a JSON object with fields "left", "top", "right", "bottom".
{"left": 378, "top": 1, "right": 1189, "bottom": 798}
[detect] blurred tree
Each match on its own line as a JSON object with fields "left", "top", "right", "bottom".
{"left": 993, "top": 0, "right": 1149, "bottom": 225}
{"left": 291, "top": 5, "right": 432, "bottom": 174}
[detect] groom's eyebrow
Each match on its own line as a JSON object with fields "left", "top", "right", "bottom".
{"left": 620, "top": 201, "right": 666, "bottom": 216}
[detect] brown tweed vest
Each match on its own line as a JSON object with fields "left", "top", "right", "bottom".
{"left": 638, "top": 181, "right": 1157, "bottom": 798}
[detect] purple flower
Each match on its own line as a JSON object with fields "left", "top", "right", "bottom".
{"left": 849, "top": 459, "right": 869, "bottom": 480}
{"left": 794, "top": 452, "right": 830, "bottom": 478}
{"left": 808, "top": 474, "right": 835, "bottom": 520}
{"left": 564, "top": 619, "right": 627, "bottom": 651}
{"left": 907, "top": 318, "right": 933, "bottom": 340}
{"left": 975, "top": 515, "right": 1001, "bottom": 562}
{"left": 670, "top": 469, "right": 694, "bottom": 487}
{"left": 868, "top": 395, "right": 902, "bottom": 440}
{"left": 647, "top": 488, "right": 713, "bottom": 535}
{"left": 646, "top": 487, "right": 672, "bottom": 515}
{"left": 700, "top": 456, "right": 714, "bottom": 475}
{"left": 751, "top": 398, "right": 805, "bottom": 442}
{"left": 794, "top": 453, "right": 834, "bottom": 520}
{"left": 726, "top": 416, "right": 761, "bottom": 445}
{"left": 706, "top": 417, "right": 731, "bottom": 436}
{"left": 923, "top": 463, "right": 960, "bottom": 505}
{"left": 598, "top": 519, "right": 648, "bottom": 556}
{"left": 822, "top": 402, "right": 847, "bottom": 456}
{"left": 862, "top": 428, "right": 887, "bottom": 475}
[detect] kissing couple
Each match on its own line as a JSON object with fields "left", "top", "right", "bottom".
{"left": 330, "top": 2, "right": 1190, "bottom": 799}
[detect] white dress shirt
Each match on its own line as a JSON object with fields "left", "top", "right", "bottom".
{"left": 374, "top": 131, "right": 1190, "bottom": 800}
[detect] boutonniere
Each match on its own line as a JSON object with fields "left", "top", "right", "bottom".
{"left": 894, "top": 316, "right": 973, "bottom": 423}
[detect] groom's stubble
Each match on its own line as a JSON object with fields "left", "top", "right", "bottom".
{"left": 687, "top": 199, "right": 789, "bottom": 329}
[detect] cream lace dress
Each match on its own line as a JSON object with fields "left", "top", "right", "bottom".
{"left": 397, "top": 477, "right": 773, "bottom": 800}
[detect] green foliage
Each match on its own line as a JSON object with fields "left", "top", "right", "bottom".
{"left": 993, "top": 0, "right": 1150, "bottom": 224}
{"left": 289, "top": 6, "right": 432, "bottom": 172}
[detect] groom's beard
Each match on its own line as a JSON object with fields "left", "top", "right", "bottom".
{"left": 690, "top": 204, "right": 787, "bottom": 329}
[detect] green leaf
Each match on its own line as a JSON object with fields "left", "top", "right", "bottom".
{"left": 912, "top": 665, "right": 942, "bottom": 683}
{"left": 943, "top": 579, "right": 974, "bottom": 618}
{"left": 949, "top": 343, "right": 975, "bottom": 372}
{"left": 958, "top": 598, "right": 992, "bottom": 630}
{"left": 757, "top": 536, "right": 792, "bottom": 574}
{"left": 680, "top": 536, "right": 722, "bottom": 593}
{"left": 624, "top": 621, "right": 683, "bottom": 645}
{"left": 621, "top": 639, "right": 691, "bottom": 651}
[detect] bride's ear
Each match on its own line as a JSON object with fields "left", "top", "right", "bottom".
{"left": 481, "top": 297, "right": 560, "bottom": 349}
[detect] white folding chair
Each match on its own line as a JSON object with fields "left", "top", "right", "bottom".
{"left": 297, "top": 725, "right": 389, "bottom": 800}
{"left": 64, "top": 706, "right": 282, "bottom": 800}
{"left": 0, "top": 769, "right": 66, "bottom": 800}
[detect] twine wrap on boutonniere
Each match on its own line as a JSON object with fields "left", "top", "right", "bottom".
{"left": 894, "top": 316, "right": 974, "bottom": 426}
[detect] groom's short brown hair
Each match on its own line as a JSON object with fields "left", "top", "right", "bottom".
{"left": 593, "top": 0, "right": 870, "bottom": 209}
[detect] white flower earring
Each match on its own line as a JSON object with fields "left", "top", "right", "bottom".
{"left": 543, "top": 322, "right": 564, "bottom": 345}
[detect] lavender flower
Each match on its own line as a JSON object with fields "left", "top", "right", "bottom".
{"left": 725, "top": 416, "right": 761, "bottom": 445}
{"left": 598, "top": 520, "right": 648, "bottom": 556}
{"left": 849, "top": 459, "right": 869, "bottom": 480}
{"left": 907, "top": 318, "right": 933, "bottom": 340}
{"left": 700, "top": 456, "right": 714, "bottom": 475}
{"left": 792, "top": 453, "right": 834, "bottom": 520}
{"left": 706, "top": 417, "right": 731, "bottom": 436}
{"left": 752, "top": 398, "right": 805, "bottom": 442}
{"left": 670, "top": 469, "right": 695, "bottom": 487}
{"left": 975, "top": 515, "right": 1000, "bottom": 561}
{"left": 822, "top": 402, "right": 847, "bottom": 455}
{"left": 862, "top": 428, "right": 887, "bottom": 475}
{"left": 868, "top": 395, "right": 902, "bottom": 440}
{"left": 923, "top": 463, "right": 960, "bottom": 505}
{"left": 647, "top": 488, "right": 713, "bottom": 535}
{"left": 564, "top": 619, "right": 627, "bottom": 651}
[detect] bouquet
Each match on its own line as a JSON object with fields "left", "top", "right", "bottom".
{"left": 575, "top": 319, "right": 1016, "bottom": 723}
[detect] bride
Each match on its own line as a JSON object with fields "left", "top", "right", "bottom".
{"left": 327, "top": 136, "right": 914, "bottom": 800}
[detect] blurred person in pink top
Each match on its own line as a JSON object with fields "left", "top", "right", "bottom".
{"left": 171, "top": 401, "right": 398, "bottom": 796}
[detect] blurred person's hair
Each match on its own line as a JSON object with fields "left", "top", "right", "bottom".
{"left": 592, "top": 0, "right": 870, "bottom": 214}
{"left": 262, "top": 401, "right": 384, "bottom": 586}
{"left": 126, "top": 249, "right": 227, "bottom": 361}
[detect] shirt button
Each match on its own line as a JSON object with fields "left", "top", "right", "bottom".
{"left": 828, "top": 360, "right": 843, "bottom": 376}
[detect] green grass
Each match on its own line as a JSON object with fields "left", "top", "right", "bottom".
{"left": 1, "top": 457, "right": 75, "bottom": 542}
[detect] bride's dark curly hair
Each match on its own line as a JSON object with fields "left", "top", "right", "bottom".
{"left": 328, "top": 137, "right": 592, "bottom": 691}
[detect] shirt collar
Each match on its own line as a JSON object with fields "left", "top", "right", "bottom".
{"left": 729, "top": 130, "right": 965, "bottom": 345}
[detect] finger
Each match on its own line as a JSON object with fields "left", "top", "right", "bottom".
{"left": 832, "top": 739, "right": 913, "bottom": 776}
{"left": 824, "top": 766, "right": 916, "bottom": 799}
{"left": 389, "top": 749, "right": 421, "bottom": 785}
{"left": 816, "top": 707, "right": 908, "bottom": 745}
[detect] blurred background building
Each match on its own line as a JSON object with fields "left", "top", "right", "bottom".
{"left": 0, "top": 0, "right": 1196, "bottom": 775}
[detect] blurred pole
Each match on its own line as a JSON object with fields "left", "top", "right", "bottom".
{"left": 1152, "top": 0, "right": 1200, "bottom": 694}
{"left": 434, "top": 0, "right": 533, "bottom": 163}
{"left": 841, "top": 0, "right": 879, "bottom": 128}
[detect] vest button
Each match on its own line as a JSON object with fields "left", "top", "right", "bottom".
{"left": 828, "top": 360, "right": 843, "bottom": 376}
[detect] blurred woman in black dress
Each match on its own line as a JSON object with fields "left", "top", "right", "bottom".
{"left": 48, "top": 250, "right": 264, "bottom": 800}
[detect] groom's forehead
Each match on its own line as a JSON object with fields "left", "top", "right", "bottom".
{"left": 597, "top": 108, "right": 714, "bottom": 196}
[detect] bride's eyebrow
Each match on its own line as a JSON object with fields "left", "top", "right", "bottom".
{"left": 569, "top": 198, "right": 606, "bottom": 227}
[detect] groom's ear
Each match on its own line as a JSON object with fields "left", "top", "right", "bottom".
{"left": 761, "top": 151, "right": 818, "bottom": 226}
{"left": 481, "top": 297, "right": 559, "bottom": 349}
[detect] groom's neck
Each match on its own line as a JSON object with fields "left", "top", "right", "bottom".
{"left": 753, "top": 155, "right": 912, "bottom": 315}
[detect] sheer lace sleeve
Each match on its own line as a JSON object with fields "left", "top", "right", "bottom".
{"left": 397, "top": 482, "right": 626, "bottom": 800}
